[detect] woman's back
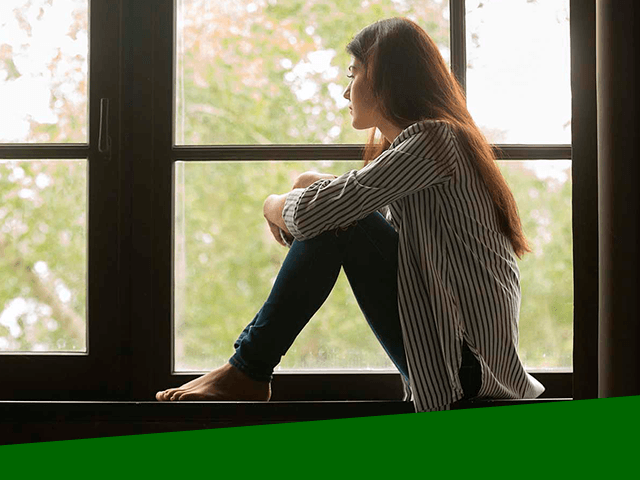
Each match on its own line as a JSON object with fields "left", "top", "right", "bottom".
{"left": 385, "top": 119, "right": 544, "bottom": 410}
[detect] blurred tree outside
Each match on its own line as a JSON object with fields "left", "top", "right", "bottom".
{"left": 175, "top": 0, "right": 450, "bottom": 145}
{"left": 1, "top": 0, "right": 87, "bottom": 351}
{"left": 1, "top": 0, "right": 572, "bottom": 373}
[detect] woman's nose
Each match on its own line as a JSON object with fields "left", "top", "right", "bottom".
{"left": 343, "top": 83, "right": 350, "bottom": 100}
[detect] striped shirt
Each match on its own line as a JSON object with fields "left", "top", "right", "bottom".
{"left": 283, "top": 119, "right": 545, "bottom": 411}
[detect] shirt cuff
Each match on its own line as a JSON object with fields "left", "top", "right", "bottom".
{"left": 282, "top": 188, "right": 305, "bottom": 239}
{"left": 278, "top": 228, "right": 293, "bottom": 248}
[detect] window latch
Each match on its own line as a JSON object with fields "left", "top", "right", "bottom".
{"left": 98, "top": 97, "right": 112, "bottom": 161}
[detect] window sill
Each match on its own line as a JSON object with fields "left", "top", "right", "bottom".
{"left": 0, "top": 398, "right": 571, "bottom": 445}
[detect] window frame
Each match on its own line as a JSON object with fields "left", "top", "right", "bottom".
{"left": 0, "top": 0, "right": 596, "bottom": 402}
{"left": 138, "top": 0, "right": 592, "bottom": 401}
{"left": 0, "top": 0, "right": 124, "bottom": 400}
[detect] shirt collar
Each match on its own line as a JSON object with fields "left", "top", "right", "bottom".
{"left": 390, "top": 119, "right": 448, "bottom": 149}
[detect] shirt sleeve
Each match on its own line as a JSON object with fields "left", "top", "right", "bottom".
{"left": 282, "top": 124, "right": 458, "bottom": 241}
{"left": 376, "top": 205, "right": 397, "bottom": 231}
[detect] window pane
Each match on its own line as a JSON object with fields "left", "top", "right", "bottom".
{"left": 499, "top": 160, "right": 573, "bottom": 369}
{"left": 174, "top": 160, "right": 395, "bottom": 372}
{"left": 175, "top": 0, "right": 450, "bottom": 145}
{"left": 0, "top": 0, "right": 88, "bottom": 143}
{"left": 0, "top": 160, "right": 87, "bottom": 352}
{"left": 174, "top": 159, "right": 572, "bottom": 372}
{"left": 466, "top": 0, "right": 571, "bottom": 144}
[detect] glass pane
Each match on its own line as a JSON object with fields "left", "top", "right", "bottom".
{"left": 0, "top": 0, "right": 88, "bottom": 143}
{"left": 175, "top": 0, "right": 451, "bottom": 145}
{"left": 0, "top": 160, "right": 87, "bottom": 352}
{"left": 174, "top": 160, "right": 395, "bottom": 372}
{"left": 466, "top": 0, "right": 571, "bottom": 144}
{"left": 499, "top": 160, "right": 573, "bottom": 369}
{"left": 175, "top": 159, "right": 572, "bottom": 372}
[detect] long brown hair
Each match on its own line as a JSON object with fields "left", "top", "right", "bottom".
{"left": 346, "top": 18, "right": 530, "bottom": 258}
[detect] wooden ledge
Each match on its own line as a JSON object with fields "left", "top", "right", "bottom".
{"left": 0, "top": 398, "right": 571, "bottom": 445}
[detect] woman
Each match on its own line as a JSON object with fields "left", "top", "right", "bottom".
{"left": 156, "top": 17, "right": 545, "bottom": 412}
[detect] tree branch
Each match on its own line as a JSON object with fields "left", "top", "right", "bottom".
{"left": 0, "top": 238, "right": 85, "bottom": 348}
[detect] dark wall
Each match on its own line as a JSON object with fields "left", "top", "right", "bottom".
{"left": 597, "top": 0, "right": 640, "bottom": 397}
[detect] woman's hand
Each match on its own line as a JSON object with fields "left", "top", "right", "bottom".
{"left": 292, "top": 171, "right": 337, "bottom": 189}
{"left": 265, "top": 217, "right": 291, "bottom": 247}
{"left": 263, "top": 174, "right": 336, "bottom": 246}
{"left": 263, "top": 193, "right": 296, "bottom": 246}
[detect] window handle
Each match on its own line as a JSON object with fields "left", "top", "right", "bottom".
{"left": 98, "top": 97, "right": 112, "bottom": 160}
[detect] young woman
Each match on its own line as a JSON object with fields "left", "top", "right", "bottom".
{"left": 156, "top": 17, "right": 545, "bottom": 412}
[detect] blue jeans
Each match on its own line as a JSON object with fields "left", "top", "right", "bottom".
{"left": 229, "top": 212, "right": 409, "bottom": 383}
{"left": 229, "top": 212, "right": 481, "bottom": 399}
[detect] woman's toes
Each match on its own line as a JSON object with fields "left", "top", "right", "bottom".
{"left": 170, "top": 390, "right": 185, "bottom": 401}
{"left": 178, "top": 391, "right": 212, "bottom": 401}
{"left": 157, "top": 390, "right": 172, "bottom": 401}
{"left": 173, "top": 391, "right": 195, "bottom": 401}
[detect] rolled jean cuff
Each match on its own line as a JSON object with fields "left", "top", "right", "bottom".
{"left": 228, "top": 354, "right": 273, "bottom": 383}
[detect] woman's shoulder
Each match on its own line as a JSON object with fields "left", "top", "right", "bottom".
{"left": 389, "top": 120, "right": 456, "bottom": 162}
{"left": 391, "top": 119, "right": 454, "bottom": 150}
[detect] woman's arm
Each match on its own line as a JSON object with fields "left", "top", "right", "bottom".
{"left": 264, "top": 192, "right": 294, "bottom": 234}
{"left": 292, "top": 171, "right": 338, "bottom": 189}
{"left": 282, "top": 125, "right": 458, "bottom": 241}
{"left": 263, "top": 172, "right": 337, "bottom": 246}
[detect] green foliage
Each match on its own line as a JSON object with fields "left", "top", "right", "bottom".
{"left": 173, "top": 159, "right": 574, "bottom": 371}
{"left": 176, "top": 0, "right": 450, "bottom": 145}
{"left": 0, "top": 160, "right": 86, "bottom": 351}
{"left": 174, "top": 160, "right": 395, "bottom": 371}
{"left": 500, "top": 161, "right": 573, "bottom": 368}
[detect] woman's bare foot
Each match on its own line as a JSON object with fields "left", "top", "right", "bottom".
{"left": 155, "top": 363, "right": 271, "bottom": 401}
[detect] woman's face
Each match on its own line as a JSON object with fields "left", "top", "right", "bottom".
{"left": 343, "top": 58, "right": 380, "bottom": 130}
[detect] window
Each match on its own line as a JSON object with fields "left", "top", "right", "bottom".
{"left": 172, "top": 0, "right": 452, "bottom": 375}
{"left": 1, "top": 0, "right": 597, "bottom": 402}
{"left": 0, "top": 0, "right": 122, "bottom": 399}
{"left": 0, "top": 159, "right": 87, "bottom": 353}
{"left": 463, "top": 0, "right": 573, "bottom": 372}
{"left": 1, "top": 1, "right": 89, "bottom": 353}
{"left": 170, "top": 0, "right": 573, "bottom": 388}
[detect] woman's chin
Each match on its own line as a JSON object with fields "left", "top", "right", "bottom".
{"left": 351, "top": 119, "right": 371, "bottom": 131}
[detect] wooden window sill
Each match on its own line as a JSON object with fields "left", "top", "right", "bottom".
{"left": 1, "top": 398, "right": 571, "bottom": 445}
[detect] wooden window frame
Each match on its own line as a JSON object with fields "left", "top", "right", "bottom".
{"left": 0, "top": 0, "right": 124, "bottom": 400}
{"left": 0, "top": 0, "right": 596, "bottom": 403}
{"left": 135, "top": 0, "right": 592, "bottom": 402}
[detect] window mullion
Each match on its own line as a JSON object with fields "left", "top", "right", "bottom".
{"left": 569, "top": 0, "right": 598, "bottom": 400}
{"left": 494, "top": 145, "right": 572, "bottom": 160}
{"left": 171, "top": 145, "right": 363, "bottom": 162}
{"left": 450, "top": 0, "right": 467, "bottom": 95}
{"left": 0, "top": 145, "right": 90, "bottom": 159}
